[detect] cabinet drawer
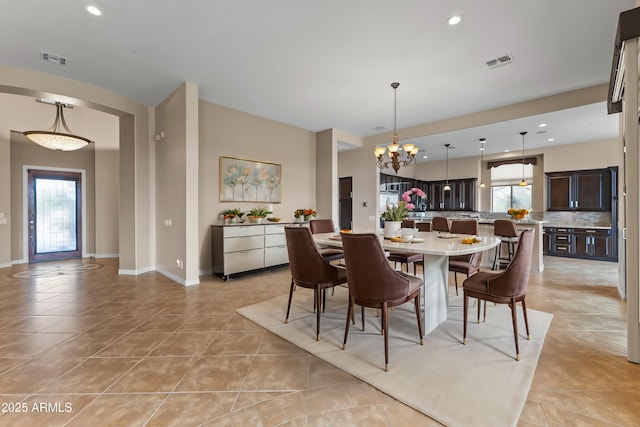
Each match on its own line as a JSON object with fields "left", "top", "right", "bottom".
{"left": 265, "top": 233, "right": 286, "bottom": 247}
{"left": 224, "top": 225, "right": 265, "bottom": 238}
{"left": 223, "top": 235, "right": 264, "bottom": 253}
{"left": 265, "top": 246, "right": 289, "bottom": 267}
{"left": 555, "top": 244, "right": 571, "bottom": 253}
{"left": 224, "top": 249, "right": 264, "bottom": 274}
{"left": 265, "top": 225, "right": 285, "bottom": 234}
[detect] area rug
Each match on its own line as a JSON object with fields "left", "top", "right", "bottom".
{"left": 237, "top": 286, "right": 552, "bottom": 427}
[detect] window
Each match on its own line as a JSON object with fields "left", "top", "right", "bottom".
{"left": 492, "top": 185, "right": 532, "bottom": 212}
{"left": 490, "top": 163, "right": 533, "bottom": 212}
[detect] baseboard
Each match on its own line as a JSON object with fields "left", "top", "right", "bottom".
{"left": 118, "top": 266, "right": 155, "bottom": 275}
{"left": 0, "top": 262, "right": 11, "bottom": 269}
{"left": 94, "top": 253, "right": 119, "bottom": 259}
{"left": 155, "top": 267, "right": 199, "bottom": 286}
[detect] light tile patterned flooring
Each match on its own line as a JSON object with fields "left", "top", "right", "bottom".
{"left": 0, "top": 256, "right": 637, "bottom": 426}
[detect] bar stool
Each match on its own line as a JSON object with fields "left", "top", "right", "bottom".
{"left": 492, "top": 219, "right": 519, "bottom": 270}
{"left": 431, "top": 217, "right": 450, "bottom": 233}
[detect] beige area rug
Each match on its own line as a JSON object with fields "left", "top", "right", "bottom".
{"left": 237, "top": 285, "right": 552, "bottom": 427}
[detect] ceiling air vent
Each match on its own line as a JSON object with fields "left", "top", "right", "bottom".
{"left": 485, "top": 53, "right": 513, "bottom": 69}
{"left": 372, "top": 125, "right": 389, "bottom": 132}
{"left": 41, "top": 51, "right": 67, "bottom": 65}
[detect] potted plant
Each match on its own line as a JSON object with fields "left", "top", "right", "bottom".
{"left": 222, "top": 208, "right": 244, "bottom": 224}
{"left": 247, "top": 207, "right": 273, "bottom": 223}
{"left": 294, "top": 209, "right": 316, "bottom": 222}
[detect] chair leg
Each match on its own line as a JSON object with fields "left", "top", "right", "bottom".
{"left": 361, "top": 306, "right": 365, "bottom": 331}
{"left": 522, "top": 298, "right": 530, "bottom": 340}
{"left": 477, "top": 298, "right": 481, "bottom": 324}
{"left": 343, "top": 297, "right": 353, "bottom": 350}
{"left": 492, "top": 244, "right": 499, "bottom": 270}
{"left": 322, "top": 288, "right": 326, "bottom": 313}
{"left": 510, "top": 298, "right": 520, "bottom": 361}
{"left": 414, "top": 291, "right": 424, "bottom": 345}
{"left": 454, "top": 272, "right": 459, "bottom": 296}
{"left": 316, "top": 288, "right": 322, "bottom": 341}
{"left": 285, "top": 278, "right": 295, "bottom": 324}
{"left": 382, "top": 302, "right": 389, "bottom": 371}
{"left": 483, "top": 300, "right": 487, "bottom": 322}
{"left": 463, "top": 294, "right": 469, "bottom": 345}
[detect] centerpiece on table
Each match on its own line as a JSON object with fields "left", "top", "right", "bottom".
{"left": 381, "top": 187, "right": 426, "bottom": 238}
{"left": 222, "top": 208, "right": 244, "bottom": 224}
{"left": 247, "top": 207, "right": 272, "bottom": 224}
{"left": 294, "top": 209, "right": 316, "bottom": 222}
{"left": 507, "top": 208, "right": 529, "bottom": 220}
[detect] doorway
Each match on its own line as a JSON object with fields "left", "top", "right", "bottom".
{"left": 28, "top": 169, "right": 83, "bottom": 262}
{"left": 339, "top": 177, "right": 352, "bottom": 230}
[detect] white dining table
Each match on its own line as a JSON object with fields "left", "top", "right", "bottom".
{"left": 313, "top": 231, "right": 501, "bottom": 335}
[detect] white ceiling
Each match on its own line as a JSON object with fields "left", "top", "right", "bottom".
{"left": 0, "top": 0, "right": 634, "bottom": 160}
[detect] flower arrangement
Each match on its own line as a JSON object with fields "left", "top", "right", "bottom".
{"left": 401, "top": 187, "right": 427, "bottom": 210}
{"left": 507, "top": 208, "right": 529, "bottom": 220}
{"left": 222, "top": 208, "right": 244, "bottom": 219}
{"left": 381, "top": 201, "right": 411, "bottom": 221}
{"left": 294, "top": 209, "right": 316, "bottom": 219}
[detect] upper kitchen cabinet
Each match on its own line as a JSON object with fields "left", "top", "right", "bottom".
{"left": 546, "top": 168, "right": 612, "bottom": 211}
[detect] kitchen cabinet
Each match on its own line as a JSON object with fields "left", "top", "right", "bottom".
{"left": 543, "top": 226, "right": 616, "bottom": 261}
{"left": 380, "top": 173, "right": 476, "bottom": 211}
{"left": 211, "top": 223, "right": 288, "bottom": 280}
{"left": 546, "top": 169, "right": 611, "bottom": 211}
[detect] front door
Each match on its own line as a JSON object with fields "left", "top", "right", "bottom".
{"left": 28, "top": 170, "right": 82, "bottom": 263}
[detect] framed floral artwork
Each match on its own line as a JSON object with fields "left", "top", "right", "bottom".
{"left": 219, "top": 156, "right": 282, "bottom": 203}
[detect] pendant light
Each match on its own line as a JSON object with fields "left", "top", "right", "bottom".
{"left": 518, "top": 131, "right": 528, "bottom": 187}
{"left": 23, "top": 101, "right": 93, "bottom": 151}
{"left": 443, "top": 143, "right": 452, "bottom": 191}
{"left": 479, "top": 138, "right": 486, "bottom": 188}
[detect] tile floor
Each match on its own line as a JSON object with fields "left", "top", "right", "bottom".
{"left": 0, "top": 256, "right": 637, "bottom": 426}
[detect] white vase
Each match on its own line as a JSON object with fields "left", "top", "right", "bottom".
{"left": 383, "top": 221, "right": 402, "bottom": 239}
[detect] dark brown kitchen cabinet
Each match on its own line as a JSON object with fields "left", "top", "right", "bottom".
{"left": 380, "top": 173, "right": 476, "bottom": 211}
{"left": 544, "top": 226, "right": 616, "bottom": 261}
{"left": 546, "top": 169, "right": 611, "bottom": 211}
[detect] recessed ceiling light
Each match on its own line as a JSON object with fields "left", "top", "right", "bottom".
{"left": 448, "top": 15, "right": 462, "bottom": 25}
{"left": 504, "top": 149, "right": 510, "bottom": 153}
{"left": 87, "top": 6, "right": 101, "bottom": 16}
{"left": 423, "top": 155, "right": 428, "bottom": 159}
{"left": 547, "top": 138, "right": 555, "bottom": 142}
{"left": 538, "top": 123, "right": 547, "bottom": 127}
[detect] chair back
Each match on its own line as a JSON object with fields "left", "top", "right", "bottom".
{"left": 401, "top": 219, "right": 415, "bottom": 228}
{"left": 284, "top": 227, "right": 340, "bottom": 284}
{"left": 450, "top": 219, "right": 478, "bottom": 235}
{"left": 309, "top": 219, "right": 336, "bottom": 234}
{"left": 494, "top": 219, "right": 518, "bottom": 238}
{"left": 432, "top": 217, "right": 450, "bottom": 232}
{"left": 341, "top": 233, "right": 410, "bottom": 301}
{"left": 487, "top": 228, "right": 534, "bottom": 297}
{"left": 416, "top": 222, "right": 431, "bottom": 232}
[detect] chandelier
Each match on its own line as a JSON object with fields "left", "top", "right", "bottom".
{"left": 23, "top": 101, "right": 93, "bottom": 151}
{"left": 374, "top": 82, "right": 418, "bottom": 174}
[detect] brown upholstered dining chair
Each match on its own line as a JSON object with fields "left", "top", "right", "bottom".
{"left": 284, "top": 226, "right": 347, "bottom": 341}
{"left": 309, "top": 219, "right": 344, "bottom": 263}
{"left": 448, "top": 219, "right": 482, "bottom": 296}
{"left": 341, "top": 233, "right": 424, "bottom": 371}
{"left": 492, "top": 219, "right": 519, "bottom": 270}
{"left": 431, "top": 216, "right": 450, "bottom": 233}
{"left": 462, "top": 228, "right": 534, "bottom": 361}
{"left": 416, "top": 222, "right": 431, "bottom": 232}
{"left": 387, "top": 220, "right": 422, "bottom": 275}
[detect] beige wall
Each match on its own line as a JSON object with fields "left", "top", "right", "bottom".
{"left": 155, "top": 82, "right": 200, "bottom": 284}
{"left": 1, "top": 93, "right": 119, "bottom": 263}
{"left": 198, "top": 100, "right": 316, "bottom": 271}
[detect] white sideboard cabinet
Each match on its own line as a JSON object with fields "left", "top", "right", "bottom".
{"left": 211, "top": 223, "right": 288, "bottom": 280}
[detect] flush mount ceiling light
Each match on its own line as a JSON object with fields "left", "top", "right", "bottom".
{"left": 448, "top": 15, "right": 462, "bottom": 25}
{"left": 87, "top": 6, "right": 102, "bottom": 16}
{"left": 519, "top": 131, "right": 528, "bottom": 187}
{"left": 479, "top": 138, "right": 486, "bottom": 188}
{"left": 23, "top": 101, "right": 93, "bottom": 151}
{"left": 374, "top": 82, "right": 418, "bottom": 174}
{"left": 443, "top": 143, "right": 453, "bottom": 191}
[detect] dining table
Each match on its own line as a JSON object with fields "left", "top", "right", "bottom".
{"left": 313, "top": 230, "right": 501, "bottom": 335}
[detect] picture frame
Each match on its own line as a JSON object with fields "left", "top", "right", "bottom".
{"left": 219, "top": 156, "right": 282, "bottom": 203}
